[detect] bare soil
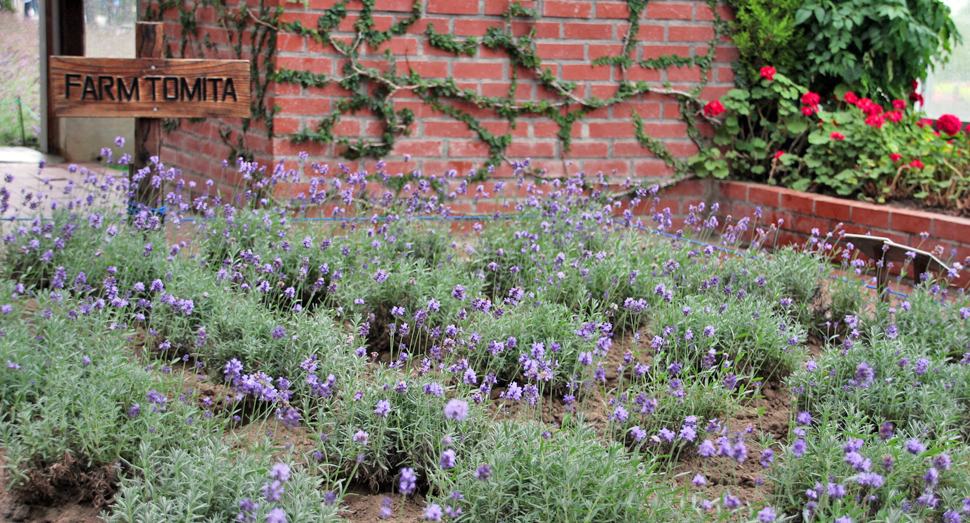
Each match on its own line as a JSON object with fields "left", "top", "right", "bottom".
{"left": 0, "top": 457, "right": 103, "bottom": 523}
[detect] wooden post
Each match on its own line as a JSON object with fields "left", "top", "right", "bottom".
{"left": 133, "top": 22, "right": 164, "bottom": 209}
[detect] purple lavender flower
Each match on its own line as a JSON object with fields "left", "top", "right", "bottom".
{"left": 474, "top": 463, "right": 491, "bottom": 481}
{"left": 399, "top": 467, "right": 417, "bottom": 495}
{"left": 262, "top": 480, "right": 284, "bottom": 502}
{"left": 848, "top": 362, "right": 874, "bottom": 388}
{"left": 732, "top": 440, "right": 748, "bottom": 463}
{"left": 796, "top": 411, "right": 812, "bottom": 425}
{"left": 379, "top": 497, "right": 393, "bottom": 519}
{"left": 723, "top": 494, "right": 741, "bottom": 509}
{"left": 237, "top": 499, "right": 259, "bottom": 523}
{"left": 630, "top": 426, "right": 647, "bottom": 442}
{"left": 879, "top": 422, "right": 893, "bottom": 441}
{"left": 791, "top": 439, "right": 807, "bottom": 457}
{"left": 440, "top": 449, "right": 456, "bottom": 470}
{"left": 761, "top": 449, "right": 774, "bottom": 469}
{"left": 445, "top": 399, "right": 469, "bottom": 421}
{"left": 942, "top": 510, "right": 962, "bottom": 523}
{"left": 451, "top": 285, "right": 466, "bottom": 300}
{"left": 353, "top": 430, "right": 369, "bottom": 445}
{"left": 698, "top": 439, "right": 716, "bottom": 458}
{"left": 374, "top": 400, "right": 391, "bottom": 418}
{"left": 373, "top": 269, "right": 388, "bottom": 283}
{"left": 424, "top": 504, "right": 443, "bottom": 522}
{"left": 905, "top": 438, "right": 925, "bottom": 455}
{"left": 692, "top": 474, "right": 707, "bottom": 486}
{"left": 757, "top": 506, "right": 777, "bottom": 521}
{"left": 266, "top": 508, "right": 287, "bottom": 523}
{"left": 269, "top": 463, "right": 290, "bottom": 482}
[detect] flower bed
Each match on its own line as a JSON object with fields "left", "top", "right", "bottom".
{"left": 2, "top": 153, "right": 970, "bottom": 522}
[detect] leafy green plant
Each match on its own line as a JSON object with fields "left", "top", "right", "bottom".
{"left": 793, "top": 0, "right": 959, "bottom": 101}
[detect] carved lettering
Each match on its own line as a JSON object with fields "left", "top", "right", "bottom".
{"left": 118, "top": 77, "right": 139, "bottom": 101}
{"left": 81, "top": 75, "right": 98, "bottom": 100}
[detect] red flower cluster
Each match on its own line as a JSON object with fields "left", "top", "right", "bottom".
{"left": 760, "top": 66, "right": 776, "bottom": 81}
{"left": 703, "top": 100, "right": 726, "bottom": 118}
{"left": 831, "top": 132, "right": 845, "bottom": 140}
{"left": 908, "top": 159, "right": 925, "bottom": 169}
{"left": 908, "top": 79, "right": 924, "bottom": 107}
{"left": 890, "top": 153, "right": 902, "bottom": 162}
{"left": 935, "top": 114, "right": 962, "bottom": 136}
{"left": 801, "top": 92, "right": 820, "bottom": 116}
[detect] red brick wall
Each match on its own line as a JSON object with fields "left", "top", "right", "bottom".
{"left": 142, "top": 0, "right": 736, "bottom": 204}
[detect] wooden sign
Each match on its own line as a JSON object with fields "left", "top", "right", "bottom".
{"left": 50, "top": 56, "right": 250, "bottom": 118}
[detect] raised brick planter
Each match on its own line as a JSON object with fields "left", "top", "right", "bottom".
{"left": 715, "top": 180, "right": 970, "bottom": 276}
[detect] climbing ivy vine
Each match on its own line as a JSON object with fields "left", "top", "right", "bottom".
{"left": 144, "top": 0, "right": 729, "bottom": 179}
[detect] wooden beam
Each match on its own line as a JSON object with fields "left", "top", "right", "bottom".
{"left": 133, "top": 22, "right": 164, "bottom": 209}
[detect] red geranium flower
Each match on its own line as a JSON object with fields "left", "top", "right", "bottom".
{"left": 935, "top": 114, "right": 962, "bottom": 136}
{"left": 886, "top": 110, "right": 903, "bottom": 123}
{"left": 908, "top": 159, "right": 925, "bottom": 169}
{"left": 909, "top": 92, "right": 924, "bottom": 106}
{"left": 775, "top": 150, "right": 785, "bottom": 160}
{"left": 801, "top": 92, "right": 820, "bottom": 107}
{"left": 801, "top": 106, "right": 816, "bottom": 116}
{"left": 892, "top": 99, "right": 906, "bottom": 110}
{"left": 843, "top": 92, "right": 858, "bottom": 104}
{"left": 889, "top": 153, "right": 902, "bottom": 162}
{"left": 865, "top": 113, "right": 885, "bottom": 129}
{"left": 760, "top": 66, "right": 776, "bottom": 81}
{"left": 703, "top": 100, "right": 726, "bottom": 117}
{"left": 830, "top": 132, "right": 845, "bottom": 140}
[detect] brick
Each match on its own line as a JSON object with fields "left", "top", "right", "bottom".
{"left": 507, "top": 141, "right": 556, "bottom": 157}
{"left": 597, "top": 2, "right": 629, "bottom": 18}
{"left": 669, "top": 26, "right": 715, "bottom": 42}
{"left": 537, "top": 43, "right": 586, "bottom": 60}
{"left": 589, "top": 121, "right": 634, "bottom": 138}
{"left": 627, "top": 68, "right": 662, "bottom": 82}
{"left": 747, "top": 185, "right": 781, "bottom": 207}
{"left": 427, "top": 0, "right": 479, "bottom": 14}
{"left": 814, "top": 198, "right": 852, "bottom": 221}
{"left": 667, "top": 66, "right": 703, "bottom": 83}
{"left": 889, "top": 211, "right": 933, "bottom": 236}
{"left": 277, "top": 34, "right": 305, "bottom": 52}
{"left": 584, "top": 160, "right": 629, "bottom": 175}
{"left": 642, "top": 45, "right": 691, "bottom": 59}
{"left": 589, "top": 44, "right": 625, "bottom": 59}
{"left": 276, "top": 97, "right": 331, "bottom": 115}
{"left": 564, "top": 23, "right": 613, "bottom": 40}
{"left": 372, "top": 37, "right": 419, "bottom": 55}
{"left": 635, "top": 24, "right": 665, "bottom": 41}
{"left": 564, "top": 142, "right": 609, "bottom": 158}
{"left": 275, "top": 56, "right": 332, "bottom": 75}
{"left": 665, "top": 141, "right": 699, "bottom": 157}
{"left": 454, "top": 19, "right": 504, "bottom": 36}
{"left": 534, "top": 121, "right": 580, "bottom": 138}
{"left": 424, "top": 121, "right": 475, "bottom": 138}
{"left": 513, "top": 21, "right": 560, "bottom": 38}
{"left": 450, "top": 62, "right": 502, "bottom": 79}
{"left": 931, "top": 216, "right": 970, "bottom": 244}
{"left": 696, "top": 4, "right": 736, "bottom": 21}
{"left": 449, "top": 141, "right": 492, "bottom": 157}
{"left": 482, "top": 82, "right": 533, "bottom": 98}
{"left": 634, "top": 159, "right": 675, "bottom": 177}
{"left": 637, "top": 122, "right": 689, "bottom": 138}
{"left": 404, "top": 61, "right": 449, "bottom": 78}
{"left": 562, "top": 64, "right": 611, "bottom": 81}
{"left": 779, "top": 191, "right": 815, "bottom": 216}
{"left": 794, "top": 215, "right": 833, "bottom": 236}
{"left": 374, "top": 0, "right": 417, "bottom": 11}
{"left": 544, "top": 0, "right": 592, "bottom": 18}
{"left": 391, "top": 140, "right": 442, "bottom": 157}
{"left": 850, "top": 204, "right": 891, "bottom": 230}
{"left": 613, "top": 102, "right": 661, "bottom": 119}
{"left": 645, "top": 3, "right": 693, "bottom": 19}
{"left": 481, "top": 120, "right": 529, "bottom": 137}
